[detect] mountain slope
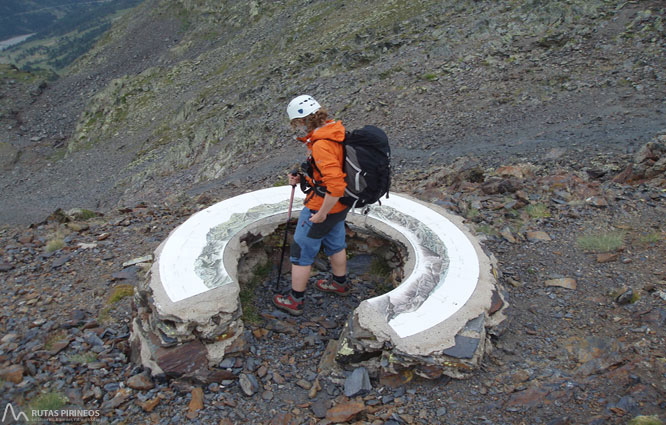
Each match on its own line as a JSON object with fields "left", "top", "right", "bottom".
{"left": 0, "top": 0, "right": 142, "bottom": 40}
{"left": 0, "top": 0, "right": 143, "bottom": 71}
{"left": 0, "top": 0, "right": 664, "bottom": 224}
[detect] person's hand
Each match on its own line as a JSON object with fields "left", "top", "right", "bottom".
{"left": 309, "top": 211, "right": 327, "bottom": 223}
{"left": 288, "top": 173, "right": 300, "bottom": 186}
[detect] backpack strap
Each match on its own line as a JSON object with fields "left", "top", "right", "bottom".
{"left": 302, "top": 139, "right": 340, "bottom": 198}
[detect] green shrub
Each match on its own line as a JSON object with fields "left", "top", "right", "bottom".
{"left": 240, "top": 262, "right": 271, "bottom": 325}
{"left": 45, "top": 238, "right": 65, "bottom": 253}
{"left": 370, "top": 255, "right": 391, "bottom": 278}
{"left": 108, "top": 284, "right": 134, "bottom": 304}
{"left": 68, "top": 352, "right": 98, "bottom": 364}
{"left": 29, "top": 391, "right": 68, "bottom": 420}
{"left": 79, "top": 209, "right": 98, "bottom": 220}
{"left": 628, "top": 416, "right": 663, "bottom": 425}
{"left": 97, "top": 307, "right": 112, "bottom": 324}
{"left": 526, "top": 203, "right": 551, "bottom": 219}
{"left": 475, "top": 224, "right": 499, "bottom": 237}
{"left": 577, "top": 231, "right": 625, "bottom": 253}
{"left": 638, "top": 232, "right": 662, "bottom": 245}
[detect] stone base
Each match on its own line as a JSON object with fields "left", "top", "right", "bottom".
{"left": 129, "top": 317, "right": 244, "bottom": 384}
{"left": 129, "top": 187, "right": 509, "bottom": 383}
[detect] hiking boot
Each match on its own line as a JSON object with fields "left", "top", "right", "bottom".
{"left": 272, "top": 293, "right": 304, "bottom": 316}
{"left": 315, "top": 276, "right": 350, "bottom": 296}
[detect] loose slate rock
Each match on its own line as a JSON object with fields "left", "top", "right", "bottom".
{"left": 127, "top": 373, "right": 154, "bottom": 391}
{"left": 111, "top": 266, "right": 139, "bottom": 281}
{"left": 545, "top": 278, "right": 577, "bottom": 290}
{"left": 296, "top": 379, "right": 312, "bottom": 390}
{"left": 52, "top": 254, "right": 72, "bottom": 269}
{"left": 239, "top": 373, "right": 259, "bottom": 396}
{"left": 326, "top": 401, "right": 366, "bottom": 423}
{"left": 442, "top": 335, "right": 481, "bottom": 359}
{"left": 0, "top": 365, "right": 24, "bottom": 384}
{"left": 101, "top": 388, "right": 131, "bottom": 410}
{"left": 122, "top": 255, "right": 153, "bottom": 268}
{"left": 526, "top": 231, "right": 552, "bottom": 242}
{"left": 597, "top": 253, "right": 619, "bottom": 263}
{"left": 187, "top": 387, "right": 204, "bottom": 419}
{"left": 344, "top": 367, "right": 372, "bottom": 397}
{"left": 0, "top": 263, "right": 14, "bottom": 272}
{"left": 311, "top": 399, "right": 329, "bottom": 419}
{"left": 139, "top": 397, "right": 160, "bottom": 412}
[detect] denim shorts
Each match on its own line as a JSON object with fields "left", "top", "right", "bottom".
{"left": 290, "top": 207, "right": 348, "bottom": 266}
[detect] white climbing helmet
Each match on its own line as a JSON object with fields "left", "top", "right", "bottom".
{"left": 287, "top": 95, "right": 321, "bottom": 120}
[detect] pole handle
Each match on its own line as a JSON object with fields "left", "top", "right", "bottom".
{"left": 290, "top": 169, "right": 300, "bottom": 187}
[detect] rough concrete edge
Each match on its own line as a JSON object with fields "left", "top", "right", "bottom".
{"left": 222, "top": 211, "right": 291, "bottom": 284}
{"left": 204, "top": 320, "right": 245, "bottom": 365}
{"left": 354, "top": 193, "right": 497, "bottom": 357}
{"left": 150, "top": 228, "right": 240, "bottom": 323}
{"left": 485, "top": 253, "right": 511, "bottom": 330}
{"left": 130, "top": 318, "right": 165, "bottom": 377}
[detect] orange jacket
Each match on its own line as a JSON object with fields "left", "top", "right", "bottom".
{"left": 299, "top": 120, "right": 348, "bottom": 214}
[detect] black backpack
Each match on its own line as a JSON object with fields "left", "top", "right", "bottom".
{"left": 339, "top": 125, "right": 391, "bottom": 209}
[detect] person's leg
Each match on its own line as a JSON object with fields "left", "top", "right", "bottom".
{"left": 291, "top": 264, "right": 311, "bottom": 292}
{"left": 317, "top": 220, "right": 350, "bottom": 295}
{"left": 274, "top": 208, "right": 321, "bottom": 315}
{"left": 289, "top": 207, "right": 320, "bottom": 290}
{"left": 329, "top": 249, "right": 347, "bottom": 277}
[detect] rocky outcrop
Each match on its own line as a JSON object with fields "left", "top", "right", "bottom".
{"left": 614, "top": 133, "right": 666, "bottom": 186}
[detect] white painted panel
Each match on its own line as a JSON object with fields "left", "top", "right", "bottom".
{"left": 364, "top": 195, "right": 480, "bottom": 338}
{"left": 156, "top": 187, "right": 480, "bottom": 339}
{"left": 159, "top": 186, "right": 305, "bottom": 302}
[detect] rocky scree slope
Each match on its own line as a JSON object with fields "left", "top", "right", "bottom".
{"left": 0, "top": 145, "right": 665, "bottom": 424}
{"left": 0, "top": 0, "right": 664, "bottom": 225}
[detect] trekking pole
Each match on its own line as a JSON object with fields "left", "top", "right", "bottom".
{"left": 274, "top": 171, "right": 299, "bottom": 292}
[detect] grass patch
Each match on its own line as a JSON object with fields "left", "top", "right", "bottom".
{"left": 465, "top": 207, "right": 480, "bottom": 221}
{"left": 48, "top": 147, "right": 67, "bottom": 162}
{"left": 475, "top": 224, "right": 499, "bottom": 237}
{"left": 628, "top": 416, "right": 663, "bottom": 425}
{"left": 370, "top": 255, "right": 391, "bottom": 278}
{"left": 240, "top": 262, "right": 271, "bottom": 325}
{"left": 68, "top": 352, "right": 98, "bottom": 364}
{"left": 577, "top": 231, "right": 625, "bottom": 253}
{"left": 79, "top": 209, "right": 98, "bottom": 220}
{"left": 97, "top": 306, "right": 112, "bottom": 324}
{"left": 45, "top": 227, "right": 68, "bottom": 252}
{"left": 422, "top": 72, "right": 438, "bottom": 81}
{"left": 526, "top": 203, "right": 551, "bottom": 219}
{"left": 637, "top": 232, "right": 662, "bottom": 245}
{"left": 45, "top": 238, "right": 65, "bottom": 253}
{"left": 273, "top": 176, "right": 288, "bottom": 187}
{"left": 107, "top": 284, "right": 134, "bottom": 304}
{"left": 28, "top": 391, "right": 68, "bottom": 420}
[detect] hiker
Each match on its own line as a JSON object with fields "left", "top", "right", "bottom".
{"left": 272, "top": 95, "right": 351, "bottom": 316}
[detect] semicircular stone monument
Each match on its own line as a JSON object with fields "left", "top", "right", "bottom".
{"left": 130, "top": 186, "right": 509, "bottom": 383}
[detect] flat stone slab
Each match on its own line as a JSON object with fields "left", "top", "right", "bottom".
{"left": 131, "top": 186, "right": 507, "bottom": 380}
